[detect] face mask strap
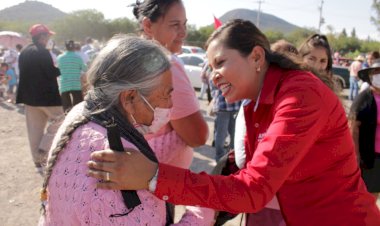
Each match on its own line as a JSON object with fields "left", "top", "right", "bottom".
{"left": 130, "top": 114, "right": 138, "bottom": 126}
{"left": 139, "top": 94, "right": 155, "bottom": 112}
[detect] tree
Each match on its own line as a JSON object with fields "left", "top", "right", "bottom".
{"left": 285, "top": 28, "right": 315, "bottom": 47}
{"left": 351, "top": 28, "right": 357, "bottom": 38}
{"left": 326, "top": 25, "right": 335, "bottom": 35}
{"left": 186, "top": 24, "right": 203, "bottom": 46}
{"left": 106, "top": 18, "right": 138, "bottom": 37}
{"left": 371, "top": 0, "right": 380, "bottom": 32}
{"left": 359, "top": 39, "right": 380, "bottom": 53}
{"left": 264, "top": 30, "right": 285, "bottom": 44}
{"left": 185, "top": 24, "right": 213, "bottom": 47}
{"left": 52, "top": 10, "right": 109, "bottom": 43}
{"left": 340, "top": 28, "right": 347, "bottom": 37}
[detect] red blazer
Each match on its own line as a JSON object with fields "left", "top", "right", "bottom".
{"left": 155, "top": 65, "right": 380, "bottom": 226}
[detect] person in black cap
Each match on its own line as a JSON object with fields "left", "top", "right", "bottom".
{"left": 349, "top": 65, "right": 380, "bottom": 200}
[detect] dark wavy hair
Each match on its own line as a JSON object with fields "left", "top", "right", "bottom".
{"left": 298, "top": 34, "right": 333, "bottom": 75}
{"left": 65, "top": 40, "right": 75, "bottom": 51}
{"left": 205, "top": 20, "right": 337, "bottom": 92}
{"left": 131, "top": 0, "right": 182, "bottom": 30}
{"left": 205, "top": 19, "right": 303, "bottom": 71}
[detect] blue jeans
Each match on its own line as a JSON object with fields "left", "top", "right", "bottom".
{"left": 214, "top": 111, "right": 237, "bottom": 161}
{"left": 349, "top": 76, "right": 359, "bottom": 100}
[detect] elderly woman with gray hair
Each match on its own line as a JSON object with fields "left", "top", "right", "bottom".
{"left": 38, "top": 35, "right": 174, "bottom": 225}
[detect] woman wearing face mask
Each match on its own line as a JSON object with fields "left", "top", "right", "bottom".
{"left": 131, "top": 0, "right": 208, "bottom": 161}
{"left": 131, "top": 1, "right": 213, "bottom": 225}
{"left": 87, "top": 20, "right": 380, "bottom": 226}
{"left": 38, "top": 35, "right": 176, "bottom": 225}
{"left": 349, "top": 66, "right": 380, "bottom": 204}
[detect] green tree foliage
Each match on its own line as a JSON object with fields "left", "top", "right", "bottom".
{"left": 0, "top": 21, "right": 30, "bottom": 35}
{"left": 1, "top": 6, "right": 379, "bottom": 58}
{"left": 106, "top": 18, "right": 138, "bottom": 37}
{"left": 285, "top": 28, "right": 315, "bottom": 47}
{"left": 264, "top": 30, "right": 285, "bottom": 43}
{"left": 340, "top": 28, "right": 347, "bottom": 38}
{"left": 351, "top": 28, "right": 357, "bottom": 38}
{"left": 186, "top": 25, "right": 214, "bottom": 47}
{"left": 326, "top": 25, "right": 335, "bottom": 34}
{"left": 359, "top": 39, "right": 380, "bottom": 53}
{"left": 52, "top": 10, "right": 109, "bottom": 43}
{"left": 371, "top": 0, "right": 380, "bottom": 32}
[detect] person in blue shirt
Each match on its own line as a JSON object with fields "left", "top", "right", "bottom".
{"left": 1, "top": 62, "right": 17, "bottom": 103}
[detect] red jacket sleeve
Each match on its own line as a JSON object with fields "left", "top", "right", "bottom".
{"left": 154, "top": 78, "right": 330, "bottom": 213}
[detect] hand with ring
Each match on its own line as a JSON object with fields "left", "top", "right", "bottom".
{"left": 105, "top": 171, "right": 111, "bottom": 182}
{"left": 87, "top": 148, "right": 158, "bottom": 190}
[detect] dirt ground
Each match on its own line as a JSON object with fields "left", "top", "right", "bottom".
{"left": 0, "top": 92, "right": 379, "bottom": 226}
{"left": 0, "top": 101, "right": 43, "bottom": 226}
{"left": 0, "top": 98, "right": 230, "bottom": 226}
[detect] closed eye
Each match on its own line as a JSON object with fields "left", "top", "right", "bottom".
{"left": 308, "top": 56, "right": 316, "bottom": 61}
{"left": 215, "top": 59, "right": 225, "bottom": 68}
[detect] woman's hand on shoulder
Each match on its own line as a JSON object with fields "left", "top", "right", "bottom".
{"left": 87, "top": 148, "right": 158, "bottom": 190}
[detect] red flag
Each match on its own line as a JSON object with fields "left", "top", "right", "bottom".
{"left": 213, "top": 15, "right": 222, "bottom": 29}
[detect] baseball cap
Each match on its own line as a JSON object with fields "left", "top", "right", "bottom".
{"left": 29, "top": 24, "right": 55, "bottom": 37}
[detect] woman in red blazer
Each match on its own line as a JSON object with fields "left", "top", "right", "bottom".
{"left": 88, "top": 19, "right": 380, "bottom": 226}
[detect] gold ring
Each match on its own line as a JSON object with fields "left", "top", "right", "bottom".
{"left": 105, "top": 172, "right": 110, "bottom": 182}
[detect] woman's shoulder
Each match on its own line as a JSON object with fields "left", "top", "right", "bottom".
{"left": 351, "top": 89, "right": 374, "bottom": 112}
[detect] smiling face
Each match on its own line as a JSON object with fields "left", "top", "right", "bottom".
{"left": 207, "top": 39, "right": 264, "bottom": 103}
{"left": 144, "top": 2, "right": 187, "bottom": 54}
{"left": 303, "top": 46, "right": 328, "bottom": 73}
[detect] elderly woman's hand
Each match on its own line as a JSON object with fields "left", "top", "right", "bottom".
{"left": 87, "top": 148, "right": 158, "bottom": 190}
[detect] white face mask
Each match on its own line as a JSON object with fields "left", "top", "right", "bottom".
{"left": 133, "top": 123, "right": 151, "bottom": 135}
{"left": 131, "top": 94, "right": 171, "bottom": 135}
{"left": 371, "top": 74, "right": 380, "bottom": 88}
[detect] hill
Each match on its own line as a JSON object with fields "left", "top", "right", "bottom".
{"left": 1, "top": 2, "right": 300, "bottom": 35}
{"left": 219, "top": 8, "right": 300, "bottom": 34}
{"left": 0, "top": 1, "right": 67, "bottom": 24}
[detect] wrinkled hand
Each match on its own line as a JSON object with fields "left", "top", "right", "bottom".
{"left": 87, "top": 148, "right": 158, "bottom": 190}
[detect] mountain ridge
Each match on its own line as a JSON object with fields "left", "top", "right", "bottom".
{"left": 0, "top": 1, "right": 67, "bottom": 24}
{"left": 219, "top": 8, "right": 299, "bottom": 33}
{"left": 0, "top": 1, "right": 300, "bottom": 34}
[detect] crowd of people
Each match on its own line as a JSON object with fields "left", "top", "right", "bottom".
{"left": 0, "top": 0, "right": 380, "bottom": 225}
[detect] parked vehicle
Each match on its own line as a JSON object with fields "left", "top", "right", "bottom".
{"left": 332, "top": 66, "right": 350, "bottom": 91}
{"left": 181, "top": 45, "right": 206, "bottom": 55}
{"left": 178, "top": 53, "right": 205, "bottom": 89}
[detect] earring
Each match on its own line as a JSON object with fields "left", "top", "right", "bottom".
{"left": 257, "top": 66, "right": 261, "bottom": 72}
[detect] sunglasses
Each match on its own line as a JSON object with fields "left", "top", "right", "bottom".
{"left": 309, "top": 34, "right": 329, "bottom": 45}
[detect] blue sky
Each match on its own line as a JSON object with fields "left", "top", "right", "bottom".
{"left": 1, "top": 0, "right": 378, "bottom": 40}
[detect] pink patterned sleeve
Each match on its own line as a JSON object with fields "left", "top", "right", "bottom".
{"left": 44, "top": 119, "right": 167, "bottom": 226}
{"left": 172, "top": 206, "right": 215, "bottom": 226}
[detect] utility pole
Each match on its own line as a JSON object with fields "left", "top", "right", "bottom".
{"left": 318, "top": 0, "right": 325, "bottom": 33}
{"left": 255, "top": 0, "right": 265, "bottom": 28}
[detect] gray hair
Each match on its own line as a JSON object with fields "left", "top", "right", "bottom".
{"left": 85, "top": 34, "right": 171, "bottom": 112}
